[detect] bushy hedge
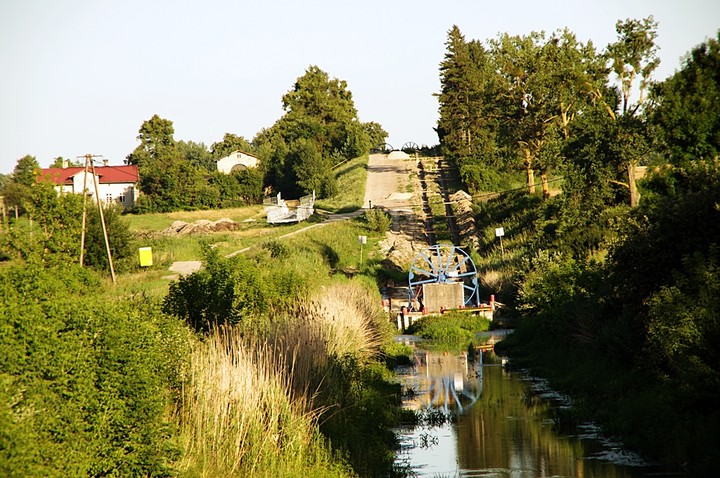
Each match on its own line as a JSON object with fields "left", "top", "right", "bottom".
{"left": 0, "top": 263, "right": 191, "bottom": 477}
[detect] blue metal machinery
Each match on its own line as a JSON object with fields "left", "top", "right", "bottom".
{"left": 407, "top": 244, "right": 480, "bottom": 310}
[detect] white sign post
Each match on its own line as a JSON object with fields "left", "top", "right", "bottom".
{"left": 358, "top": 235, "right": 367, "bottom": 266}
{"left": 495, "top": 227, "right": 505, "bottom": 258}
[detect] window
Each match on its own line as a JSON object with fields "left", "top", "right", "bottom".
{"left": 106, "top": 193, "right": 113, "bottom": 203}
{"left": 118, "top": 193, "right": 126, "bottom": 203}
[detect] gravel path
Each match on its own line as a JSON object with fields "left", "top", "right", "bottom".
{"left": 363, "top": 153, "right": 414, "bottom": 209}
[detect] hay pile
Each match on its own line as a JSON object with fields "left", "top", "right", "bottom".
{"left": 160, "top": 218, "right": 240, "bottom": 236}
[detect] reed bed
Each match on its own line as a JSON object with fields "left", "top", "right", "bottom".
{"left": 175, "top": 326, "right": 350, "bottom": 478}
{"left": 268, "top": 282, "right": 385, "bottom": 406}
{"left": 175, "top": 282, "right": 386, "bottom": 477}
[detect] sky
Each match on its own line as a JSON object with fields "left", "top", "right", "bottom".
{"left": 1, "top": 0, "right": 718, "bottom": 174}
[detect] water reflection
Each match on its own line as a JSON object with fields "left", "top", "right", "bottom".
{"left": 394, "top": 341, "right": 656, "bottom": 478}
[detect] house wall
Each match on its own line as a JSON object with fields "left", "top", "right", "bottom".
{"left": 53, "top": 171, "right": 137, "bottom": 209}
{"left": 217, "top": 151, "right": 259, "bottom": 174}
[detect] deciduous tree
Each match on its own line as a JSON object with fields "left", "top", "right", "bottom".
{"left": 602, "top": 16, "right": 660, "bottom": 206}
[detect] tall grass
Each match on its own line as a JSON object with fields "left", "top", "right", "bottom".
{"left": 273, "top": 283, "right": 383, "bottom": 391}
{"left": 175, "top": 282, "right": 388, "bottom": 477}
{"left": 175, "top": 326, "right": 350, "bottom": 478}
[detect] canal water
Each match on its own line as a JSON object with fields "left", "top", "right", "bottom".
{"left": 393, "top": 334, "right": 669, "bottom": 478}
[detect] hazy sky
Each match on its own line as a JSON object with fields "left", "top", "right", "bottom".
{"left": 1, "top": 0, "right": 718, "bottom": 174}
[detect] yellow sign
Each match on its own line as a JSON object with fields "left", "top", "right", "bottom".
{"left": 138, "top": 247, "right": 153, "bottom": 267}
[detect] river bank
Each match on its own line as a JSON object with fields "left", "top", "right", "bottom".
{"left": 393, "top": 333, "right": 684, "bottom": 477}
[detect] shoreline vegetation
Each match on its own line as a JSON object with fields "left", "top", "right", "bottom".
{"left": 0, "top": 172, "right": 414, "bottom": 477}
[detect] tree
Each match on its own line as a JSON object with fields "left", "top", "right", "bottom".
{"left": 125, "top": 114, "right": 176, "bottom": 166}
{"left": 49, "top": 156, "right": 81, "bottom": 168}
{"left": 491, "top": 31, "right": 557, "bottom": 195}
{"left": 602, "top": 16, "right": 660, "bottom": 207}
{"left": 84, "top": 202, "right": 134, "bottom": 272}
{"left": 1, "top": 155, "right": 41, "bottom": 214}
{"left": 437, "top": 26, "right": 506, "bottom": 192}
{"left": 211, "top": 133, "right": 253, "bottom": 159}
{"left": 650, "top": 32, "right": 720, "bottom": 164}
{"left": 259, "top": 66, "right": 372, "bottom": 197}
{"left": 125, "top": 115, "right": 217, "bottom": 212}
{"left": 2, "top": 181, "right": 82, "bottom": 264}
{"left": 437, "top": 26, "right": 476, "bottom": 161}
{"left": 177, "top": 140, "right": 214, "bottom": 173}
{"left": 12, "top": 155, "right": 40, "bottom": 187}
{"left": 363, "top": 121, "right": 388, "bottom": 149}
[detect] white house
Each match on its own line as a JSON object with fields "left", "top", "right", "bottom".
{"left": 216, "top": 150, "right": 259, "bottom": 174}
{"left": 38, "top": 164, "right": 140, "bottom": 210}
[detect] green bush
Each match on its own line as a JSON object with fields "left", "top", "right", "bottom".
{"left": 163, "top": 247, "right": 308, "bottom": 333}
{"left": 0, "top": 263, "right": 190, "bottom": 477}
{"left": 407, "top": 310, "right": 491, "bottom": 346}
{"left": 364, "top": 208, "right": 391, "bottom": 233}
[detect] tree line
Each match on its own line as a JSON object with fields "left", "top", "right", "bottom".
{"left": 1, "top": 66, "right": 388, "bottom": 214}
{"left": 437, "top": 17, "right": 664, "bottom": 208}
{"left": 451, "top": 18, "right": 720, "bottom": 473}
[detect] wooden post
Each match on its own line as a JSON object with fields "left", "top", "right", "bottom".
{"left": 80, "top": 155, "right": 90, "bottom": 266}
{"left": 88, "top": 155, "right": 116, "bottom": 285}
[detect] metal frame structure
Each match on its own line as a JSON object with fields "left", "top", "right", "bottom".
{"left": 408, "top": 244, "right": 480, "bottom": 309}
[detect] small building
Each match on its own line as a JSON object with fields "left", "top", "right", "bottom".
{"left": 38, "top": 164, "right": 140, "bottom": 210}
{"left": 216, "top": 150, "right": 259, "bottom": 174}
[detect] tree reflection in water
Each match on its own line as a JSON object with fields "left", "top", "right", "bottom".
{"left": 394, "top": 345, "right": 656, "bottom": 478}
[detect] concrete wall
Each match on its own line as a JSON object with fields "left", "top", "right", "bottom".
{"left": 423, "top": 282, "right": 464, "bottom": 313}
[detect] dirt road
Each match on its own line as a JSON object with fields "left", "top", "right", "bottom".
{"left": 363, "top": 153, "right": 414, "bottom": 210}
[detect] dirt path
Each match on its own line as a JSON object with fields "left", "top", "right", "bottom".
{"left": 364, "top": 153, "right": 414, "bottom": 209}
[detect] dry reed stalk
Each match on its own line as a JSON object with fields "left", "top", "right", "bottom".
{"left": 261, "top": 283, "right": 385, "bottom": 416}
{"left": 176, "top": 325, "right": 319, "bottom": 476}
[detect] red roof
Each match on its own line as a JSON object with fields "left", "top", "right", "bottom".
{"left": 38, "top": 165, "right": 139, "bottom": 185}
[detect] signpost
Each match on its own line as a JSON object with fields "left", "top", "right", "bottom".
{"left": 495, "top": 227, "right": 505, "bottom": 258}
{"left": 358, "top": 235, "right": 367, "bottom": 266}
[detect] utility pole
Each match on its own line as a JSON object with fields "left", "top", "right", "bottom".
{"left": 78, "top": 154, "right": 117, "bottom": 285}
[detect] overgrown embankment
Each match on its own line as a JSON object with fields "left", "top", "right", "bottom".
{"left": 479, "top": 160, "right": 720, "bottom": 474}
{"left": 0, "top": 208, "right": 413, "bottom": 477}
{"left": 163, "top": 217, "right": 412, "bottom": 477}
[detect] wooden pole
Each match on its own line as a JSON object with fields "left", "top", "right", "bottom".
{"left": 79, "top": 154, "right": 89, "bottom": 266}
{"left": 89, "top": 157, "right": 116, "bottom": 285}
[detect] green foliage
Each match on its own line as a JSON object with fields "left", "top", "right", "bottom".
{"left": 606, "top": 16, "right": 660, "bottom": 116}
{"left": 255, "top": 66, "right": 378, "bottom": 198}
{"left": 177, "top": 140, "right": 215, "bottom": 173}
{"left": 407, "top": 311, "right": 491, "bottom": 346}
{"left": 1, "top": 182, "right": 134, "bottom": 275}
{"left": 84, "top": 202, "right": 134, "bottom": 272}
{"left": 650, "top": 32, "right": 720, "bottom": 164}
{"left": 126, "top": 114, "right": 176, "bottom": 166}
{"left": 210, "top": 132, "right": 254, "bottom": 159}
{"left": 12, "top": 154, "right": 40, "bottom": 187}
{"left": 1, "top": 182, "right": 83, "bottom": 265}
{"left": 126, "top": 115, "right": 265, "bottom": 213}
{"left": 163, "top": 247, "right": 307, "bottom": 333}
{"left": 364, "top": 208, "right": 391, "bottom": 233}
{"left": 0, "top": 263, "right": 191, "bottom": 477}
{"left": 314, "top": 154, "right": 369, "bottom": 213}
{"left": 207, "top": 168, "right": 264, "bottom": 207}
{"left": 262, "top": 239, "right": 290, "bottom": 259}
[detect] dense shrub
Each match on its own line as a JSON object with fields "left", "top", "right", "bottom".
{"left": 407, "top": 310, "right": 491, "bottom": 346}
{"left": 0, "top": 263, "right": 191, "bottom": 477}
{"left": 364, "top": 208, "right": 391, "bottom": 233}
{"left": 163, "top": 247, "right": 307, "bottom": 333}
